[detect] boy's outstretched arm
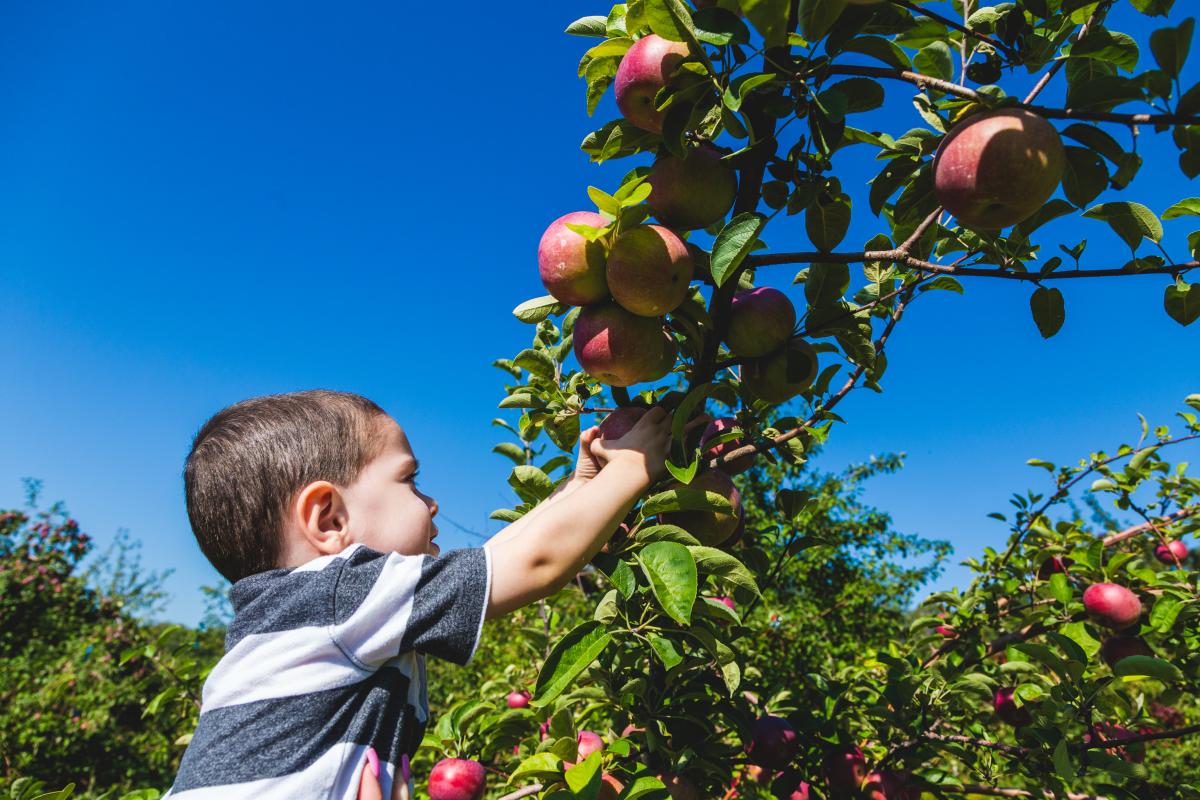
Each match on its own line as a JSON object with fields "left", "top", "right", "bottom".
{"left": 483, "top": 407, "right": 670, "bottom": 619}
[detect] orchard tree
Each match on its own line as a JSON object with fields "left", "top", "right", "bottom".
{"left": 422, "top": 0, "right": 1200, "bottom": 798}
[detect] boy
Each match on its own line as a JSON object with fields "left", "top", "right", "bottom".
{"left": 165, "top": 389, "right": 669, "bottom": 799}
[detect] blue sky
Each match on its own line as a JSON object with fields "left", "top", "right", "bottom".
{"left": 1, "top": 1, "right": 1196, "bottom": 625}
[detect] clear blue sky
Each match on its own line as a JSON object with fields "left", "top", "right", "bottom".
{"left": 1, "top": 2, "right": 1196, "bottom": 625}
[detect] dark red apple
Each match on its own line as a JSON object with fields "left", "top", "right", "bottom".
{"left": 614, "top": 35, "right": 690, "bottom": 133}
{"left": 1154, "top": 539, "right": 1188, "bottom": 563}
{"left": 1085, "top": 722, "right": 1146, "bottom": 763}
{"left": 1100, "top": 634, "right": 1153, "bottom": 667}
{"left": 654, "top": 771, "right": 701, "bottom": 800}
{"left": 741, "top": 337, "right": 819, "bottom": 403}
{"left": 1083, "top": 583, "right": 1142, "bottom": 629}
{"left": 994, "top": 687, "right": 1033, "bottom": 727}
{"left": 864, "top": 771, "right": 920, "bottom": 800}
{"left": 607, "top": 224, "right": 693, "bottom": 317}
{"left": 700, "top": 417, "right": 754, "bottom": 475}
{"left": 538, "top": 211, "right": 609, "bottom": 305}
{"left": 744, "top": 715, "right": 798, "bottom": 769}
{"left": 574, "top": 301, "right": 669, "bottom": 386}
{"left": 725, "top": 287, "right": 796, "bottom": 358}
{"left": 771, "top": 770, "right": 811, "bottom": 800}
{"left": 1036, "top": 556, "right": 1072, "bottom": 579}
{"left": 598, "top": 406, "right": 650, "bottom": 441}
{"left": 428, "top": 758, "right": 486, "bottom": 800}
{"left": 661, "top": 469, "right": 743, "bottom": 547}
{"left": 506, "top": 690, "right": 531, "bottom": 709}
{"left": 823, "top": 745, "right": 867, "bottom": 793}
{"left": 647, "top": 145, "right": 738, "bottom": 230}
{"left": 933, "top": 108, "right": 1065, "bottom": 230}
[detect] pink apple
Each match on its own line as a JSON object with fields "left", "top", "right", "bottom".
{"left": 725, "top": 287, "right": 796, "bottom": 358}
{"left": 577, "top": 730, "right": 604, "bottom": 760}
{"left": 607, "top": 224, "right": 693, "bottom": 317}
{"left": 506, "top": 690, "right": 531, "bottom": 709}
{"left": 598, "top": 406, "right": 650, "bottom": 441}
{"left": 537, "top": 211, "right": 609, "bottom": 305}
{"left": 1154, "top": 539, "right": 1188, "bottom": 563}
{"left": 574, "top": 301, "right": 669, "bottom": 386}
{"left": 823, "top": 745, "right": 867, "bottom": 793}
{"left": 647, "top": 145, "right": 738, "bottom": 230}
{"left": 428, "top": 758, "right": 486, "bottom": 800}
{"left": 994, "top": 687, "right": 1033, "bottom": 727}
{"left": 1083, "top": 583, "right": 1142, "bottom": 629}
{"left": 661, "top": 469, "right": 743, "bottom": 547}
{"left": 1100, "top": 634, "right": 1152, "bottom": 667}
{"left": 614, "top": 35, "right": 690, "bottom": 133}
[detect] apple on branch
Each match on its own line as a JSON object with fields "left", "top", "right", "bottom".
{"left": 537, "top": 211, "right": 609, "bottom": 306}
{"left": 574, "top": 301, "right": 669, "bottom": 386}
{"left": 614, "top": 34, "right": 690, "bottom": 133}
{"left": 606, "top": 224, "right": 693, "bottom": 317}
{"left": 647, "top": 144, "right": 738, "bottom": 230}
{"left": 428, "top": 758, "right": 486, "bottom": 800}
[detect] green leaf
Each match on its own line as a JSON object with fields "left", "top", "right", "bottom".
{"left": 806, "top": 192, "right": 852, "bottom": 251}
{"left": 533, "top": 622, "right": 612, "bottom": 705}
{"left": 641, "top": 487, "right": 733, "bottom": 516}
{"left": 1150, "top": 594, "right": 1184, "bottom": 631}
{"left": 919, "top": 276, "right": 963, "bottom": 294}
{"left": 1049, "top": 572, "right": 1072, "bottom": 604}
{"left": 637, "top": 541, "right": 698, "bottom": 625}
{"left": 1070, "top": 26, "right": 1140, "bottom": 73}
{"left": 1083, "top": 201, "right": 1164, "bottom": 249}
{"left": 710, "top": 213, "right": 767, "bottom": 287}
{"left": 841, "top": 36, "right": 912, "bottom": 70}
{"left": 1163, "top": 198, "right": 1200, "bottom": 219}
{"left": 566, "top": 16, "right": 610, "bottom": 37}
{"left": 592, "top": 553, "right": 639, "bottom": 598}
{"left": 649, "top": 634, "right": 684, "bottom": 669}
{"left": 509, "top": 465, "right": 555, "bottom": 504}
{"left": 509, "top": 752, "right": 564, "bottom": 784}
{"left": 513, "top": 296, "right": 567, "bottom": 324}
{"left": 723, "top": 72, "right": 777, "bottom": 113}
{"left": 687, "top": 546, "right": 760, "bottom": 595}
{"left": 1150, "top": 17, "right": 1194, "bottom": 76}
{"left": 1030, "top": 286, "right": 1066, "bottom": 338}
{"left": 796, "top": 0, "right": 847, "bottom": 42}
{"left": 664, "top": 456, "right": 699, "bottom": 484}
{"left": 688, "top": 626, "right": 741, "bottom": 693}
{"left": 632, "top": 0, "right": 700, "bottom": 43}
{"left": 1059, "top": 621, "right": 1101, "bottom": 658}
{"left": 805, "top": 262, "right": 851, "bottom": 305}
{"left": 1061, "top": 123, "right": 1126, "bottom": 164}
{"left": 914, "top": 41, "right": 954, "bottom": 82}
{"left": 1165, "top": 277, "right": 1200, "bottom": 326}
{"left": 514, "top": 348, "right": 557, "bottom": 381}
{"left": 1112, "top": 655, "right": 1184, "bottom": 682}
{"left": 1062, "top": 146, "right": 1108, "bottom": 208}
{"left": 566, "top": 752, "right": 603, "bottom": 793}
{"left": 1053, "top": 738, "right": 1074, "bottom": 780}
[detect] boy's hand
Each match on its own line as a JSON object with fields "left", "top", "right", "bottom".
{"left": 572, "top": 426, "right": 603, "bottom": 483}
{"left": 590, "top": 406, "right": 671, "bottom": 486}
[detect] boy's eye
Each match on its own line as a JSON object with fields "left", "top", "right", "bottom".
{"left": 407, "top": 470, "right": 420, "bottom": 484}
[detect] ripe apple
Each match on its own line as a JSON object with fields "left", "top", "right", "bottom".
{"left": 725, "top": 287, "right": 797, "bottom": 358}
{"left": 538, "top": 212, "right": 609, "bottom": 306}
{"left": 1083, "top": 583, "right": 1142, "bottom": 629}
{"left": 614, "top": 35, "right": 690, "bottom": 133}
{"left": 506, "top": 690, "right": 531, "bottom": 709}
{"left": 661, "top": 469, "right": 743, "bottom": 546}
{"left": 577, "top": 730, "right": 605, "bottom": 760}
{"left": 771, "top": 771, "right": 811, "bottom": 800}
{"left": 993, "top": 687, "right": 1033, "bottom": 727}
{"left": 1099, "top": 634, "right": 1153, "bottom": 667}
{"left": 1154, "top": 539, "right": 1188, "bottom": 563}
{"left": 864, "top": 771, "right": 920, "bottom": 800}
{"left": 934, "top": 613, "right": 956, "bottom": 638}
{"left": 700, "top": 417, "right": 755, "bottom": 475}
{"left": 647, "top": 145, "right": 738, "bottom": 230}
{"left": 741, "top": 337, "right": 819, "bottom": 403}
{"left": 744, "top": 714, "right": 799, "bottom": 769}
{"left": 575, "top": 301, "right": 669, "bottom": 386}
{"left": 607, "top": 224, "right": 693, "bottom": 317}
{"left": 823, "top": 745, "right": 867, "bottom": 793}
{"left": 1085, "top": 722, "right": 1146, "bottom": 763}
{"left": 598, "top": 406, "right": 649, "bottom": 441}
{"left": 716, "top": 596, "right": 736, "bottom": 611}
{"left": 598, "top": 773, "right": 624, "bottom": 800}
{"left": 933, "top": 108, "right": 1065, "bottom": 229}
{"left": 655, "top": 771, "right": 701, "bottom": 800}
{"left": 1036, "top": 555, "right": 1071, "bottom": 579}
{"left": 428, "top": 758, "right": 486, "bottom": 800}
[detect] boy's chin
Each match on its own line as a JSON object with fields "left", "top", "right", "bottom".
{"left": 426, "top": 542, "right": 441, "bottom": 556}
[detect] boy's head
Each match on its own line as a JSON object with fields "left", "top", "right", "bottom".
{"left": 184, "top": 390, "right": 439, "bottom": 583}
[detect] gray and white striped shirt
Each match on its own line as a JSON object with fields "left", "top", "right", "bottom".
{"left": 164, "top": 543, "right": 491, "bottom": 799}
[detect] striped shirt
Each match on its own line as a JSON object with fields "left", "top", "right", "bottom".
{"left": 164, "top": 543, "right": 492, "bottom": 799}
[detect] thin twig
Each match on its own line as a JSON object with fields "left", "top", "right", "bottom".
{"left": 497, "top": 784, "right": 544, "bottom": 800}
{"left": 1023, "top": 3, "right": 1110, "bottom": 105}
{"left": 1101, "top": 507, "right": 1199, "bottom": 546}
{"left": 893, "top": 0, "right": 1017, "bottom": 59}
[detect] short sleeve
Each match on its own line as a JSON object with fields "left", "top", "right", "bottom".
{"left": 330, "top": 546, "right": 491, "bottom": 669}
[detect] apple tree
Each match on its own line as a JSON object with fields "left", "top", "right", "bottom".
{"left": 421, "top": 1, "right": 1200, "bottom": 798}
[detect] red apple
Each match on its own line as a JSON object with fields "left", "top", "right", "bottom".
{"left": 716, "top": 596, "right": 736, "bottom": 611}
{"left": 574, "top": 301, "right": 669, "bottom": 386}
{"left": 607, "top": 224, "right": 693, "bottom": 317}
{"left": 538, "top": 212, "right": 609, "bottom": 305}
{"left": 725, "top": 287, "right": 796, "bottom": 358}
{"left": 1154, "top": 539, "right": 1188, "bottom": 563}
{"left": 655, "top": 771, "right": 701, "bottom": 800}
{"left": 823, "top": 745, "right": 867, "bottom": 793}
{"left": 933, "top": 108, "right": 1065, "bottom": 229}
{"left": 1085, "top": 723, "right": 1146, "bottom": 763}
{"left": 614, "top": 35, "right": 690, "bottom": 133}
{"left": 864, "top": 771, "right": 920, "bottom": 800}
{"left": 647, "top": 145, "right": 738, "bottom": 230}
{"left": 429, "top": 758, "right": 486, "bottom": 800}
{"left": 577, "top": 730, "right": 605, "bottom": 760}
{"left": 771, "top": 770, "right": 811, "bottom": 800}
{"left": 1100, "top": 634, "right": 1153, "bottom": 667}
{"left": 661, "top": 469, "right": 743, "bottom": 547}
{"left": 1083, "top": 583, "right": 1142, "bottom": 629}
{"left": 506, "top": 690, "right": 531, "bottom": 709}
{"left": 994, "top": 687, "right": 1033, "bottom": 727}
{"left": 741, "top": 337, "right": 819, "bottom": 403}
{"left": 598, "top": 406, "right": 650, "bottom": 441}
{"left": 744, "top": 715, "right": 799, "bottom": 770}
{"left": 700, "top": 417, "right": 755, "bottom": 475}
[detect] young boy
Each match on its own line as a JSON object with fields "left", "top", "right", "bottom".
{"left": 164, "top": 389, "right": 669, "bottom": 799}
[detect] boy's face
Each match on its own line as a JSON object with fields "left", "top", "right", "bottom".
{"left": 340, "top": 417, "right": 440, "bottom": 557}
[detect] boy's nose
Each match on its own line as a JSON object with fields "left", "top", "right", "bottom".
{"left": 425, "top": 495, "right": 439, "bottom": 518}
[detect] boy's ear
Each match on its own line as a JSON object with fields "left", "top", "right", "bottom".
{"left": 293, "top": 481, "right": 351, "bottom": 556}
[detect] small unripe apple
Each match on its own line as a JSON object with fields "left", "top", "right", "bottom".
{"left": 506, "top": 690, "right": 531, "bottom": 709}
{"left": 429, "top": 758, "right": 486, "bottom": 800}
{"left": 823, "top": 745, "right": 867, "bottom": 792}
{"left": 701, "top": 417, "right": 755, "bottom": 475}
{"left": 1100, "top": 634, "right": 1152, "bottom": 667}
{"left": 575, "top": 301, "right": 669, "bottom": 386}
{"left": 647, "top": 145, "right": 738, "bottom": 230}
{"left": 744, "top": 715, "right": 799, "bottom": 769}
{"left": 661, "top": 469, "right": 743, "bottom": 547}
{"left": 994, "top": 687, "right": 1033, "bottom": 727}
{"left": 933, "top": 108, "right": 1065, "bottom": 230}
{"left": 1083, "top": 583, "right": 1142, "bottom": 629}
{"left": 598, "top": 406, "right": 650, "bottom": 441}
{"left": 615, "top": 35, "right": 690, "bottom": 133}
{"left": 741, "top": 337, "right": 819, "bottom": 403}
{"left": 726, "top": 287, "right": 796, "bottom": 358}
{"left": 1154, "top": 539, "right": 1188, "bottom": 563}
{"left": 538, "top": 211, "right": 609, "bottom": 305}
{"left": 577, "top": 730, "right": 605, "bottom": 760}
{"left": 607, "top": 224, "right": 693, "bottom": 317}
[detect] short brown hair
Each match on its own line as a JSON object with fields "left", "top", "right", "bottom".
{"left": 184, "top": 390, "right": 390, "bottom": 582}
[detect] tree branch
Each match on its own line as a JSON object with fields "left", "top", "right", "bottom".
{"left": 1079, "top": 722, "right": 1200, "bottom": 750}
{"left": 892, "top": 0, "right": 1018, "bottom": 59}
{"left": 921, "top": 731, "right": 1031, "bottom": 757}
{"left": 956, "top": 786, "right": 1106, "bottom": 800}
{"left": 1101, "top": 506, "right": 1200, "bottom": 546}
{"left": 1023, "top": 2, "right": 1110, "bottom": 105}
{"left": 497, "top": 784, "right": 544, "bottom": 800}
